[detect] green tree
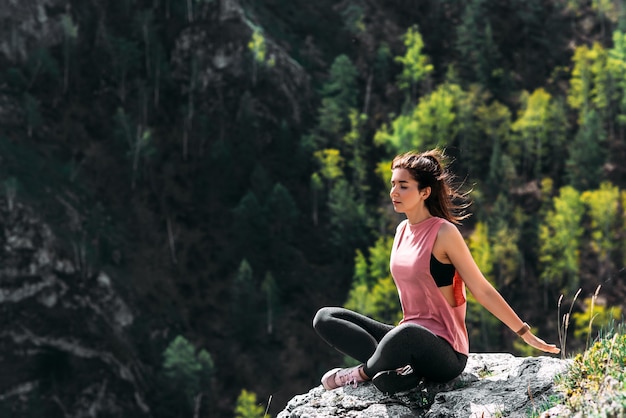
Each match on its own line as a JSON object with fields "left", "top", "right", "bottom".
{"left": 353, "top": 249, "right": 369, "bottom": 285}
{"left": 468, "top": 222, "right": 493, "bottom": 283}
{"left": 327, "top": 179, "right": 370, "bottom": 252}
{"left": 511, "top": 88, "right": 552, "bottom": 180}
{"left": 374, "top": 42, "right": 392, "bottom": 82}
{"left": 539, "top": 186, "right": 585, "bottom": 294}
{"left": 343, "top": 110, "right": 369, "bottom": 202}
{"left": 310, "top": 172, "right": 323, "bottom": 226}
{"left": 621, "top": 190, "right": 626, "bottom": 265}
{"left": 231, "top": 259, "right": 258, "bottom": 337}
{"left": 373, "top": 112, "right": 419, "bottom": 153}
{"left": 367, "top": 236, "right": 394, "bottom": 286}
{"left": 486, "top": 142, "right": 518, "bottom": 201}
{"left": 344, "top": 276, "right": 401, "bottom": 325}
{"left": 233, "top": 191, "right": 269, "bottom": 251}
{"left": 317, "top": 55, "right": 359, "bottom": 143}
{"left": 567, "top": 42, "right": 612, "bottom": 127}
{"left": 466, "top": 222, "right": 501, "bottom": 350}
{"left": 314, "top": 148, "right": 345, "bottom": 190}
{"left": 162, "top": 335, "right": 214, "bottom": 409}
{"left": 572, "top": 297, "right": 622, "bottom": 340}
{"left": 261, "top": 272, "right": 279, "bottom": 335}
{"left": 476, "top": 99, "right": 512, "bottom": 187}
{"left": 607, "top": 30, "right": 626, "bottom": 140}
{"left": 374, "top": 82, "right": 462, "bottom": 153}
{"left": 339, "top": 0, "right": 366, "bottom": 34}
{"left": 455, "top": 0, "right": 504, "bottom": 90}
{"left": 567, "top": 44, "right": 594, "bottom": 118}
{"left": 344, "top": 235, "right": 399, "bottom": 324}
{"left": 395, "top": 25, "right": 433, "bottom": 96}
{"left": 265, "top": 182, "right": 299, "bottom": 240}
{"left": 565, "top": 110, "right": 607, "bottom": 190}
{"left": 411, "top": 82, "right": 460, "bottom": 149}
{"left": 492, "top": 224, "right": 521, "bottom": 288}
{"left": 581, "top": 182, "right": 620, "bottom": 280}
{"left": 234, "top": 389, "right": 269, "bottom": 418}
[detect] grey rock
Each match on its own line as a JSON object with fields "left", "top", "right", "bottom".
{"left": 278, "top": 353, "right": 571, "bottom": 418}
{"left": 0, "top": 198, "right": 149, "bottom": 417}
{"left": 0, "top": 0, "right": 67, "bottom": 62}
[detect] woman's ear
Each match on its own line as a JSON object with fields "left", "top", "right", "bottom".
{"left": 421, "top": 186, "right": 432, "bottom": 200}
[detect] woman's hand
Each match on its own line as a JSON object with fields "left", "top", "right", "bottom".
{"left": 521, "top": 331, "right": 561, "bottom": 354}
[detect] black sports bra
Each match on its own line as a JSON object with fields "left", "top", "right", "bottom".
{"left": 430, "top": 254, "right": 455, "bottom": 287}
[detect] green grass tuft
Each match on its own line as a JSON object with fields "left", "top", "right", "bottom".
{"left": 557, "top": 322, "right": 626, "bottom": 417}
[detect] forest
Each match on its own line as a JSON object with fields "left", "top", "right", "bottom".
{"left": 1, "top": 0, "right": 626, "bottom": 417}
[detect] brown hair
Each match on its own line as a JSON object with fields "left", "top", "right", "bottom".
{"left": 391, "top": 149, "right": 471, "bottom": 224}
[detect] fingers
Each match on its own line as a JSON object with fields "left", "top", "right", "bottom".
{"left": 523, "top": 333, "right": 561, "bottom": 354}
{"left": 540, "top": 344, "right": 560, "bottom": 354}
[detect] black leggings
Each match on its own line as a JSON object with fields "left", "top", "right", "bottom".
{"left": 313, "top": 307, "right": 467, "bottom": 382}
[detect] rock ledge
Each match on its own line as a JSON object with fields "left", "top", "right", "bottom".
{"left": 278, "top": 353, "right": 571, "bottom": 418}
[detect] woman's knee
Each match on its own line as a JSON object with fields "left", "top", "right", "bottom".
{"left": 312, "top": 306, "right": 338, "bottom": 331}
{"left": 388, "top": 323, "right": 433, "bottom": 340}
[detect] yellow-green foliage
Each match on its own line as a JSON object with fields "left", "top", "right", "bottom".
{"left": 395, "top": 25, "right": 433, "bottom": 91}
{"left": 468, "top": 222, "right": 493, "bottom": 282}
{"left": 572, "top": 298, "right": 622, "bottom": 340}
{"left": 560, "top": 330, "right": 626, "bottom": 415}
{"left": 234, "top": 389, "right": 269, "bottom": 418}
{"left": 248, "top": 29, "right": 275, "bottom": 67}
{"left": 345, "top": 235, "right": 402, "bottom": 325}
{"left": 374, "top": 83, "right": 462, "bottom": 152}
{"left": 313, "top": 149, "right": 344, "bottom": 184}
{"left": 375, "top": 159, "right": 393, "bottom": 189}
{"left": 344, "top": 277, "right": 402, "bottom": 325}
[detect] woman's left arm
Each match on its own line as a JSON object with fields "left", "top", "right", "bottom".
{"left": 439, "top": 223, "right": 560, "bottom": 354}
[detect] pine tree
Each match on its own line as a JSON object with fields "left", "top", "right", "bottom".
{"left": 231, "top": 259, "right": 258, "bottom": 338}
{"left": 511, "top": 88, "right": 552, "bottom": 180}
{"left": 581, "top": 182, "right": 620, "bottom": 280}
{"left": 566, "top": 110, "right": 607, "bottom": 190}
{"left": 395, "top": 25, "right": 433, "bottom": 98}
{"left": 162, "top": 335, "right": 214, "bottom": 410}
{"left": 261, "top": 272, "right": 279, "bottom": 334}
{"left": 539, "top": 186, "right": 585, "bottom": 295}
{"left": 317, "top": 55, "right": 359, "bottom": 144}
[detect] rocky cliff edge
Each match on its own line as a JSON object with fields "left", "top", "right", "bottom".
{"left": 278, "top": 353, "right": 572, "bottom": 418}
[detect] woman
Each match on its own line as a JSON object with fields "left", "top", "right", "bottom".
{"left": 313, "top": 149, "right": 560, "bottom": 395}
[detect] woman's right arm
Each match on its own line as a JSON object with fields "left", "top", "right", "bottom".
{"left": 439, "top": 223, "right": 560, "bottom": 354}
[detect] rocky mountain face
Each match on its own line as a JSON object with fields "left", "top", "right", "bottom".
{"left": 0, "top": 0, "right": 317, "bottom": 416}
{"left": 278, "top": 353, "right": 572, "bottom": 418}
{"left": 0, "top": 196, "right": 149, "bottom": 416}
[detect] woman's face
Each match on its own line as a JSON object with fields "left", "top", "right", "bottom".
{"left": 390, "top": 168, "right": 424, "bottom": 214}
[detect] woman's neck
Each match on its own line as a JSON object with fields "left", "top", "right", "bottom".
{"left": 406, "top": 210, "right": 433, "bottom": 225}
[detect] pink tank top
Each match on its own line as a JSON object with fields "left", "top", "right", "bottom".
{"left": 390, "top": 217, "right": 469, "bottom": 355}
